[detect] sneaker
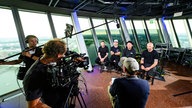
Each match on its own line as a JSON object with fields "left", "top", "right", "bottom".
{"left": 103, "top": 66, "right": 107, "bottom": 71}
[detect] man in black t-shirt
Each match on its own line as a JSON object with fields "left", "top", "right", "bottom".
{"left": 122, "top": 41, "right": 136, "bottom": 58}
{"left": 95, "top": 41, "right": 109, "bottom": 69}
{"left": 110, "top": 39, "right": 121, "bottom": 70}
{"left": 119, "top": 41, "right": 136, "bottom": 73}
{"left": 140, "top": 42, "right": 159, "bottom": 80}
{"left": 23, "top": 39, "right": 69, "bottom": 108}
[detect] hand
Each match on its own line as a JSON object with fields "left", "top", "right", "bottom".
{"left": 109, "top": 81, "right": 112, "bottom": 86}
{"left": 141, "top": 65, "right": 145, "bottom": 70}
{"left": 111, "top": 51, "right": 114, "bottom": 55}
{"left": 100, "top": 58, "right": 104, "bottom": 62}
{"left": 145, "top": 67, "right": 151, "bottom": 71}
{"left": 22, "top": 51, "right": 31, "bottom": 58}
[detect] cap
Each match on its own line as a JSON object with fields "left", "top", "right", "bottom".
{"left": 123, "top": 57, "right": 139, "bottom": 72}
{"left": 126, "top": 41, "right": 133, "bottom": 45}
{"left": 114, "top": 39, "right": 118, "bottom": 43}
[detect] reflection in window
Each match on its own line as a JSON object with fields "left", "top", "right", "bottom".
{"left": 133, "top": 20, "right": 148, "bottom": 51}
{"left": 0, "top": 8, "right": 21, "bottom": 96}
{"left": 92, "top": 18, "right": 110, "bottom": 49}
{"left": 125, "top": 20, "right": 139, "bottom": 53}
{"left": 173, "top": 19, "right": 192, "bottom": 48}
{"left": 164, "top": 20, "right": 179, "bottom": 47}
{"left": 146, "top": 19, "right": 163, "bottom": 44}
{"left": 78, "top": 17, "right": 97, "bottom": 65}
{"left": 51, "top": 14, "right": 79, "bottom": 52}
{"left": 19, "top": 10, "right": 53, "bottom": 45}
{"left": 107, "top": 19, "right": 124, "bottom": 50}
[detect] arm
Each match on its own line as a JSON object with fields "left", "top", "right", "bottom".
{"left": 28, "top": 98, "right": 51, "bottom": 108}
{"left": 109, "top": 79, "right": 117, "bottom": 97}
{"left": 148, "top": 60, "right": 158, "bottom": 69}
{"left": 140, "top": 57, "right": 145, "bottom": 70}
{"left": 114, "top": 52, "right": 121, "bottom": 56}
{"left": 103, "top": 53, "right": 108, "bottom": 59}
{"left": 0, "top": 59, "right": 22, "bottom": 65}
{"left": 110, "top": 51, "right": 114, "bottom": 55}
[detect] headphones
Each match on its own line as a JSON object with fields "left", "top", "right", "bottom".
{"left": 25, "top": 35, "right": 39, "bottom": 43}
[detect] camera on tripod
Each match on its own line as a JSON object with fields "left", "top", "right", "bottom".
{"left": 46, "top": 50, "right": 89, "bottom": 88}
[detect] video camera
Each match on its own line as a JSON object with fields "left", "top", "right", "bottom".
{"left": 47, "top": 50, "right": 89, "bottom": 88}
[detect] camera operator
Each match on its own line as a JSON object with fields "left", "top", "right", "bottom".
{"left": 23, "top": 39, "right": 70, "bottom": 108}
{"left": 0, "top": 35, "right": 43, "bottom": 80}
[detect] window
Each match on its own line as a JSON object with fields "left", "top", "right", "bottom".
{"left": 125, "top": 20, "right": 139, "bottom": 53}
{"left": 19, "top": 10, "right": 53, "bottom": 45}
{"left": 0, "top": 8, "right": 21, "bottom": 96}
{"left": 107, "top": 19, "right": 124, "bottom": 50}
{"left": 92, "top": 18, "right": 110, "bottom": 49}
{"left": 146, "top": 19, "right": 163, "bottom": 44}
{"left": 173, "top": 19, "right": 192, "bottom": 48}
{"left": 164, "top": 20, "right": 179, "bottom": 47}
{"left": 78, "top": 17, "right": 97, "bottom": 65}
{"left": 51, "top": 14, "right": 79, "bottom": 52}
{"left": 133, "top": 20, "right": 148, "bottom": 51}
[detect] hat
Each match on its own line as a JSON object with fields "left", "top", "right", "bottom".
{"left": 114, "top": 39, "right": 118, "bottom": 43}
{"left": 126, "top": 41, "right": 133, "bottom": 45}
{"left": 123, "top": 57, "right": 139, "bottom": 72}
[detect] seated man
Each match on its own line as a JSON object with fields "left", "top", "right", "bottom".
{"left": 140, "top": 42, "right": 159, "bottom": 80}
{"left": 95, "top": 41, "right": 109, "bottom": 70}
{"left": 118, "top": 41, "right": 136, "bottom": 73}
{"left": 122, "top": 41, "right": 136, "bottom": 58}
{"left": 110, "top": 39, "right": 121, "bottom": 71}
{"left": 109, "top": 57, "right": 150, "bottom": 108}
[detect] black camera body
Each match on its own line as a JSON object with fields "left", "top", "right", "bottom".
{"left": 47, "top": 51, "right": 89, "bottom": 88}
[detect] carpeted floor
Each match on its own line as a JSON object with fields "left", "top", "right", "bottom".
{"left": 77, "top": 61, "right": 192, "bottom": 108}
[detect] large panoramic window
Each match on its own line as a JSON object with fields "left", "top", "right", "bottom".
{"left": 164, "top": 20, "right": 179, "bottom": 47}
{"left": 146, "top": 19, "right": 163, "bottom": 44}
{"left": 19, "top": 10, "right": 53, "bottom": 45}
{"left": 51, "top": 14, "right": 79, "bottom": 52}
{"left": 107, "top": 19, "right": 124, "bottom": 50}
{"left": 125, "top": 20, "right": 139, "bottom": 53}
{"left": 92, "top": 18, "right": 110, "bottom": 49}
{"left": 172, "top": 19, "right": 192, "bottom": 48}
{"left": 0, "top": 8, "right": 21, "bottom": 96}
{"left": 78, "top": 17, "right": 97, "bottom": 65}
{"left": 133, "top": 20, "right": 148, "bottom": 51}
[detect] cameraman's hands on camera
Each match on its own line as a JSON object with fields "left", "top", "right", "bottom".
{"left": 73, "top": 56, "right": 85, "bottom": 62}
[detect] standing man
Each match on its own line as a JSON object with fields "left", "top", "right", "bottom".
{"left": 0, "top": 35, "right": 43, "bottom": 80}
{"left": 110, "top": 39, "right": 121, "bottom": 70}
{"left": 109, "top": 57, "right": 150, "bottom": 108}
{"left": 95, "top": 41, "right": 109, "bottom": 70}
{"left": 140, "top": 42, "right": 159, "bottom": 80}
{"left": 23, "top": 39, "right": 68, "bottom": 108}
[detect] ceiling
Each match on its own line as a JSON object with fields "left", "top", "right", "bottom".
{"left": 21, "top": 0, "right": 192, "bottom": 19}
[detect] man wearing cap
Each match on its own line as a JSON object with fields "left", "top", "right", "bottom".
{"left": 118, "top": 41, "right": 136, "bottom": 73}
{"left": 109, "top": 57, "right": 150, "bottom": 108}
{"left": 110, "top": 39, "right": 121, "bottom": 71}
{"left": 122, "top": 41, "right": 136, "bottom": 58}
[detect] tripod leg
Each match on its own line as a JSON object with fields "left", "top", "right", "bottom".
{"left": 77, "top": 92, "right": 87, "bottom": 108}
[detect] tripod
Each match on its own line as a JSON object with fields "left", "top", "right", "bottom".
{"left": 64, "top": 80, "right": 87, "bottom": 108}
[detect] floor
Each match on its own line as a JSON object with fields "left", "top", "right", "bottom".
{"left": 79, "top": 61, "right": 192, "bottom": 108}
{"left": 0, "top": 61, "right": 191, "bottom": 108}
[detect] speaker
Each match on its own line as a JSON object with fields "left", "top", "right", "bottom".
{"left": 25, "top": 35, "right": 39, "bottom": 43}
